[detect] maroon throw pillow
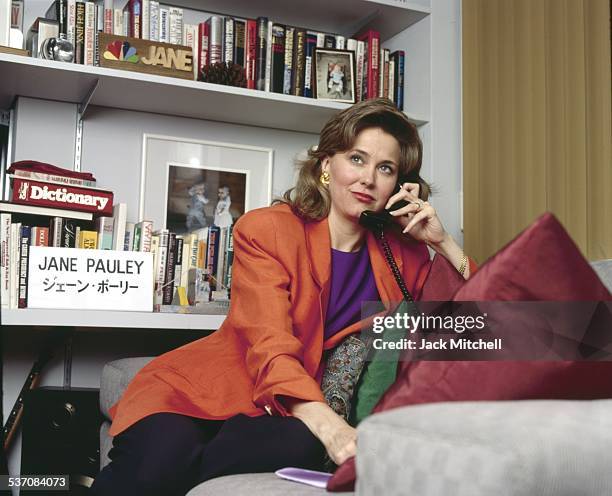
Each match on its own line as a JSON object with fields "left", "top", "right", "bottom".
{"left": 327, "top": 212, "right": 612, "bottom": 492}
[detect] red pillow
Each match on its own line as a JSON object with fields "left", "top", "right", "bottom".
{"left": 328, "top": 212, "right": 612, "bottom": 492}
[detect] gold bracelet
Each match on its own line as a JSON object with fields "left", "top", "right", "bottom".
{"left": 458, "top": 254, "right": 468, "bottom": 277}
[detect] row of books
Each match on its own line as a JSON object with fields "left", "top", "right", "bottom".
{"left": 28, "top": 1, "right": 405, "bottom": 107}
{"left": 1, "top": 161, "right": 235, "bottom": 311}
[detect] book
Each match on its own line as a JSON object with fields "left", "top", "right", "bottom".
{"left": 335, "top": 35, "right": 345, "bottom": 49}
{"left": 244, "top": 18, "right": 256, "bottom": 89}
{"left": 67, "top": 0, "right": 76, "bottom": 49}
{"left": 197, "top": 20, "right": 209, "bottom": 74}
{"left": 255, "top": 17, "right": 268, "bottom": 91}
{"left": 158, "top": 7, "right": 168, "bottom": 43}
{"left": 0, "top": 0, "right": 9, "bottom": 47}
{"left": 182, "top": 23, "right": 197, "bottom": 79}
{"left": 11, "top": 168, "right": 96, "bottom": 188}
{"left": 113, "top": 7, "right": 122, "bottom": 35}
{"left": 61, "top": 219, "right": 78, "bottom": 247}
{"left": 233, "top": 18, "right": 245, "bottom": 67}
{"left": 207, "top": 225, "right": 219, "bottom": 291}
{"left": 135, "top": 220, "right": 152, "bottom": 252}
{"left": 49, "top": 217, "right": 62, "bottom": 247}
{"left": 162, "top": 231, "right": 176, "bottom": 304}
{"left": 324, "top": 34, "right": 335, "bottom": 48}
{"left": 356, "top": 29, "right": 380, "bottom": 100}
{"left": 122, "top": 9, "right": 128, "bottom": 36}
{"left": 388, "top": 57, "right": 394, "bottom": 102}
{"left": 206, "top": 15, "right": 222, "bottom": 64}
{"left": 74, "top": 1, "right": 85, "bottom": 64}
{"left": 78, "top": 230, "right": 97, "bottom": 249}
{"left": 282, "top": 25, "right": 294, "bottom": 95}
{"left": 292, "top": 28, "right": 306, "bottom": 97}
{"left": 103, "top": 0, "right": 113, "bottom": 33}
{"left": 30, "top": 226, "right": 49, "bottom": 246}
{"left": 148, "top": 0, "right": 158, "bottom": 41}
{"left": 17, "top": 224, "right": 31, "bottom": 308}
{"left": 391, "top": 50, "right": 405, "bottom": 110}
{"left": 270, "top": 24, "right": 285, "bottom": 94}
{"left": 95, "top": 216, "right": 114, "bottom": 249}
{"left": 303, "top": 31, "right": 318, "bottom": 98}
{"left": 123, "top": 0, "right": 141, "bottom": 38}
{"left": 152, "top": 229, "right": 168, "bottom": 311}
{"left": 381, "top": 48, "right": 389, "bottom": 99}
{"left": 264, "top": 19, "right": 273, "bottom": 91}
{"left": 84, "top": 0, "right": 95, "bottom": 65}
{"left": 112, "top": 203, "right": 127, "bottom": 250}
{"left": 123, "top": 221, "right": 135, "bottom": 251}
{"left": 141, "top": 0, "right": 149, "bottom": 39}
{"left": 0, "top": 201, "right": 93, "bottom": 220}
{"left": 168, "top": 6, "right": 182, "bottom": 45}
{"left": 223, "top": 16, "right": 233, "bottom": 63}
{"left": 94, "top": 2, "right": 103, "bottom": 66}
{"left": 0, "top": 213, "right": 11, "bottom": 309}
{"left": 9, "top": 222, "right": 20, "bottom": 308}
{"left": 173, "top": 236, "right": 183, "bottom": 295}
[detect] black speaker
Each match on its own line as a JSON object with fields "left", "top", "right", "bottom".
{"left": 21, "top": 387, "right": 102, "bottom": 493}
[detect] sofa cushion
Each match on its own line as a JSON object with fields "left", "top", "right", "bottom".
{"left": 328, "top": 213, "right": 612, "bottom": 491}
{"left": 185, "top": 473, "right": 353, "bottom": 496}
{"left": 100, "top": 357, "right": 154, "bottom": 418}
{"left": 356, "top": 400, "right": 612, "bottom": 496}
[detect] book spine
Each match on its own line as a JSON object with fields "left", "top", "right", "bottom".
{"left": 113, "top": 7, "right": 122, "bottom": 35}
{"left": 255, "top": 17, "right": 268, "bottom": 91}
{"left": 123, "top": 222, "right": 135, "bottom": 250}
{"left": 382, "top": 48, "right": 389, "bottom": 100}
{"left": 264, "top": 20, "right": 273, "bottom": 92}
{"left": 59, "top": 0, "right": 68, "bottom": 38}
{"left": 388, "top": 58, "right": 395, "bottom": 102}
{"left": 304, "top": 32, "right": 317, "bottom": 98}
{"left": 233, "top": 19, "right": 245, "bottom": 67}
{"left": 207, "top": 15, "right": 222, "bottom": 64}
{"left": 153, "top": 229, "right": 168, "bottom": 310}
{"left": 148, "top": 0, "right": 158, "bottom": 41}
{"left": 95, "top": 3, "right": 103, "bottom": 66}
{"left": 137, "top": 220, "right": 153, "bottom": 252}
{"left": 158, "top": 7, "right": 168, "bottom": 43}
{"left": 394, "top": 50, "right": 404, "bottom": 110}
{"left": 17, "top": 225, "right": 31, "bottom": 309}
{"left": 112, "top": 202, "right": 127, "bottom": 250}
{"left": 270, "top": 24, "right": 285, "bottom": 94}
{"left": 179, "top": 240, "right": 190, "bottom": 290}
{"left": 162, "top": 232, "right": 176, "bottom": 304}
{"left": 183, "top": 23, "right": 197, "bottom": 79}
{"left": 215, "top": 227, "right": 226, "bottom": 291}
{"left": 31, "top": 226, "right": 49, "bottom": 246}
{"left": 79, "top": 230, "right": 97, "bottom": 248}
{"left": 49, "top": 217, "right": 63, "bottom": 247}
{"left": 207, "top": 226, "right": 219, "bottom": 291}
{"left": 75, "top": 1, "right": 85, "bottom": 64}
{"left": 324, "top": 34, "right": 335, "bottom": 48}
{"left": 293, "top": 28, "right": 306, "bottom": 97}
{"left": 11, "top": 177, "right": 113, "bottom": 215}
{"left": 282, "top": 26, "right": 294, "bottom": 95}
{"left": 0, "top": 213, "right": 11, "bottom": 309}
{"left": 223, "top": 16, "right": 233, "bottom": 63}
{"left": 141, "top": 0, "right": 149, "bottom": 39}
{"left": 245, "top": 19, "right": 256, "bottom": 89}
{"left": 9, "top": 223, "right": 20, "bottom": 308}
{"left": 198, "top": 21, "right": 209, "bottom": 74}
{"left": 61, "top": 219, "right": 77, "bottom": 248}
{"left": 168, "top": 6, "right": 182, "bottom": 45}
{"left": 67, "top": 0, "right": 76, "bottom": 51}
{"left": 355, "top": 40, "right": 364, "bottom": 101}
{"left": 359, "top": 30, "right": 379, "bottom": 100}
{"left": 225, "top": 225, "right": 234, "bottom": 290}
{"left": 335, "top": 35, "right": 345, "bottom": 49}
{"left": 84, "top": 0, "right": 95, "bottom": 65}
{"left": 95, "top": 216, "right": 114, "bottom": 249}
{"left": 103, "top": 0, "right": 112, "bottom": 33}
{"left": 173, "top": 237, "right": 183, "bottom": 293}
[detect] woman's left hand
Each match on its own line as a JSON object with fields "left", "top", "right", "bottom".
{"left": 384, "top": 182, "right": 447, "bottom": 246}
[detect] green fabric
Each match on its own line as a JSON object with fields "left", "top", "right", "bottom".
{"left": 351, "top": 301, "right": 415, "bottom": 425}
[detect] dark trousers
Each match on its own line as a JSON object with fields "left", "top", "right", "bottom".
{"left": 91, "top": 413, "right": 326, "bottom": 496}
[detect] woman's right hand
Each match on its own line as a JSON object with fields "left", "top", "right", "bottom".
{"left": 284, "top": 399, "right": 357, "bottom": 465}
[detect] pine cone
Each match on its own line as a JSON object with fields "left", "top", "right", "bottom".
{"left": 199, "top": 62, "right": 247, "bottom": 88}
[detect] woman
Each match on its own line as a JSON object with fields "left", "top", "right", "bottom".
{"left": 92, "top": 98, "right": 475, "bottom": 496}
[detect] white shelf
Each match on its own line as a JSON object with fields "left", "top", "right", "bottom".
{"left": 1, "top": 308, "right": 226, "bottom": 330}
{"left": 0, "top": 53, "right": 428, "bottom": 132}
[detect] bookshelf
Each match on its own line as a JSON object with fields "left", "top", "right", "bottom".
{"left": 1, "top": 308, "right": 225, "bottom": 329}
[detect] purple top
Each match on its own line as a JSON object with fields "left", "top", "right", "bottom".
{"left": 324, "top": 244, "right": 380, "bottom": 340}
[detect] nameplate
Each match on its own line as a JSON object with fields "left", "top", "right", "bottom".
{"left": 27, "top": 246, "right": 153, "bottom": 312}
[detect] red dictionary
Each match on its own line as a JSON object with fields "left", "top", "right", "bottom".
{"left": 356, "top": 29, "right": 380, "bottom": 100}
{"left": 198, "top": 21, "right": 210, "bottom": 74}
{"left": 245, "top": 19, "right": 257, "bottom": 89}
{"left": 11, "top": 177, "right": 114, "bottom": 216}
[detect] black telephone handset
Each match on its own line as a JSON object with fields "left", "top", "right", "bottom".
{"left": 359, "top": 173, "right": 419, "bottom": 302}
{"left": 359, "top": 175, "right": 415, "bottom": 231}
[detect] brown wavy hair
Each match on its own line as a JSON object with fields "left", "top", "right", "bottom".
{"left": 274, "top": 98, "right": 430, "bottom": 221}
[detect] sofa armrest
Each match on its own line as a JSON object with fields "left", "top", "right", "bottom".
{"left": 100, "top": 357, "right": 155, "bottom": 419}
{"left": 356, "top": 400, "right": 612, "bottom": 496}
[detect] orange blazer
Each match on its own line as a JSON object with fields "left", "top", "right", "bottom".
{"left": 108, "top": 203, "right": 469, "bottom": 436}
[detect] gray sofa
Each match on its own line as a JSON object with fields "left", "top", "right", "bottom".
{"left": 99, "top": 260, "right": 612, "bottom": 495}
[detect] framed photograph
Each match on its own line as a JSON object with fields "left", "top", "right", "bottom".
{"left": 140, "top": 135, "right": 273, "bottom": 234}
{"left": 313, "top": 48, "right": 356, "bottom": 104}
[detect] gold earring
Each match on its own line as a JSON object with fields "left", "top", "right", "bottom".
{"left": 320, "top": 170, "right": 330, "bottom": 185}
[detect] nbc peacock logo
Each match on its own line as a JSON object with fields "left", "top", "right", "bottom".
{"left": 103, "top": 41, "right": 139, "bottom": 63}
